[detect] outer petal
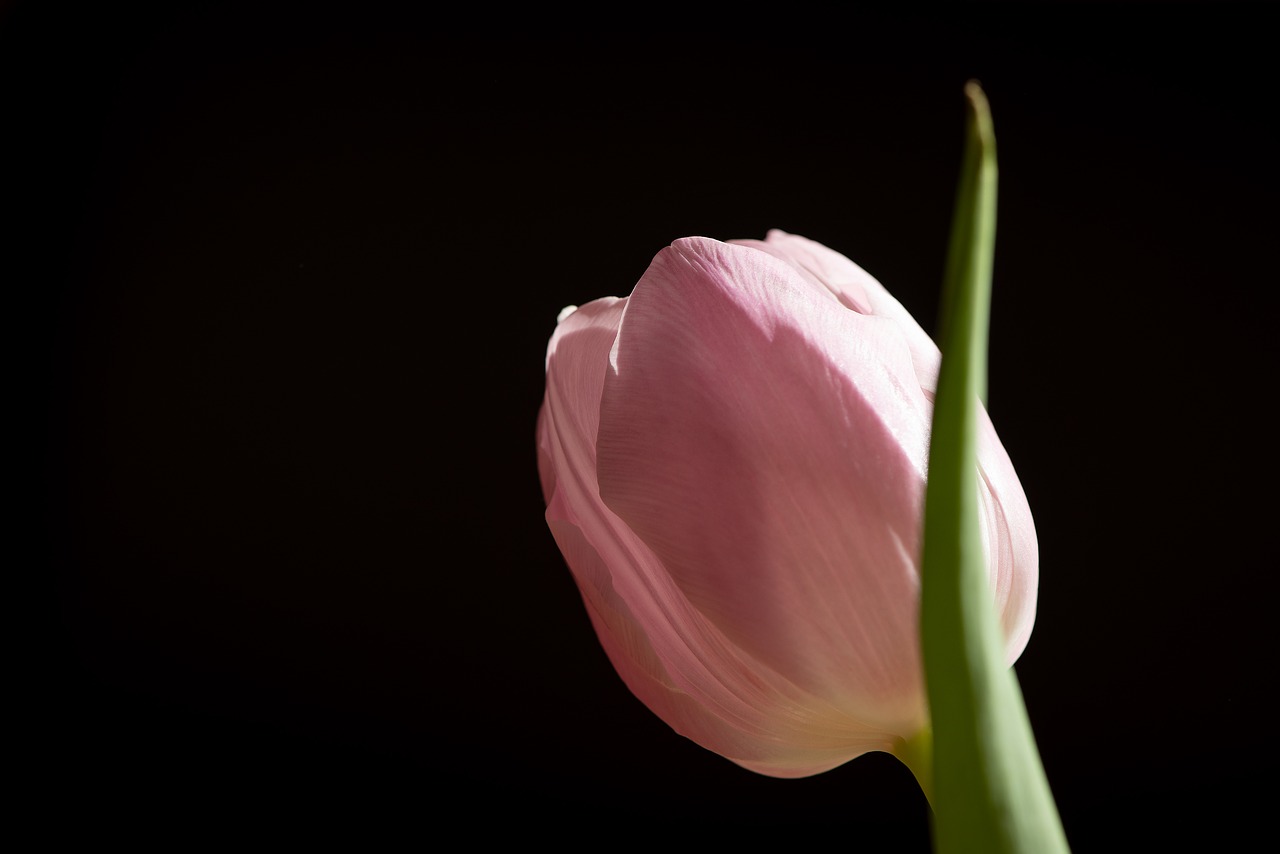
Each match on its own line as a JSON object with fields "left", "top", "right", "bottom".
{"left": 596, "top": 236, "right": 934, "bottom": 733}
{"left": 730, "top": 230, "right": 1039, "bottom": 664}
{"left": 730, "top": 229, "right": 942, "bottom": 395}
{"left": 976, "top": 407, "right": 1039, "bottom": 662}
{"left": 539, "top": 294, "right": 902, "bottom": 777}
{"left": 545, "top": 516, "right": 899, "bottom": 778}
{"left": 537, "top": 298, "right": 627, "bottom": 510}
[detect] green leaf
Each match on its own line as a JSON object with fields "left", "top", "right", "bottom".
{"left": 918, "top": 81, "right": 1071, "bottom": 854}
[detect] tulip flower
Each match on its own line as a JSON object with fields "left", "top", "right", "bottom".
{"left": 536, "top": 228, "right": 1038, "bottom": 781}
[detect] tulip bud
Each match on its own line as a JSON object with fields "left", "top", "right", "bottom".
{"left": 536, "top": 229, "right": 1037, "bottom": 778}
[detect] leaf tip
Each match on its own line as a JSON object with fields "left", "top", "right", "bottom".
{"left": 963, "top": 80, "right": 996, "bottom": 153}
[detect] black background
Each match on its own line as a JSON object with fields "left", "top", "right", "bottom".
{"left": 14, "top": 2, "right": 1275, "bottom": 847}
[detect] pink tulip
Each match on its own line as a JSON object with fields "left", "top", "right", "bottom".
{"left": 536, "top": 229, "right": 1038, "bottom": 778}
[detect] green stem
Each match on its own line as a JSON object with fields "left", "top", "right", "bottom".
{"left": 919, "top": 80, "right": 1070, "bottom": 854}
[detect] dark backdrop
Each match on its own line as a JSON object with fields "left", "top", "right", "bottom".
{"left": 15, "top": 2, "right": 1275, "bottom": 848}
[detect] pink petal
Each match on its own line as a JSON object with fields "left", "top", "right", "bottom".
{"left": 729, "top": 230, "right": 1039, "bottom": 662}
{"left": 537, "top": 298, "right": 627, "bottom": 509}
{"left": 539, "top": 291, "right": 905, "bottom": 776}
{"left": 545, "top": 515, "right": 899, "bottom": 778}
{"left": 976, "top": 407, "right": 1040, "bottom": 662}
{"left": 595, "top": 237, "right": 934, "bottom": 732}
{"left": 731, "top": 229, "right": 942, "bottom": 395}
